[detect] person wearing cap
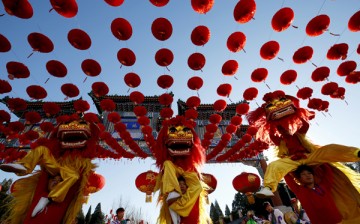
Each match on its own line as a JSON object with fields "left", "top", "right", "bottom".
{"left": 263, "top": 201, "right": 286, "bottom": 224}
{"left": 289, "top": 198, "right": 310, "bottom": 224}
{"left": 284, "top": 164, "right": 342, "bottom": 224}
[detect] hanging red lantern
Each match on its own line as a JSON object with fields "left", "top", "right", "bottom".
{"left": 321, "top": 82, "right": 338, "bottom": 95}
{"left": 160, "top": 107, "right": 173, "bottom": 119}
{"left": 129, "top": 91, "right": 145, "bottom": 104}
{"left": 157, "top": 75, "right": 174, "bottom": 89}
{"left": 92, "top": 82, "right": 109, "bottom": 97}
{"left": 124, "top": 72, "right": 141, "bottom": 88}
{"left": 297, "top": 87, "right": 313, "bottom": 100}
{"left": 46, "top": 60, "right": 67, "bottom": 78}
{"left": 330, "top": 87, "right": 346, "bottom": 100}
{"left": 260, "top": 40, "right": 280, "bottom": 60}
{"left": 100, "top": 99, "right": 116, "bottom": 112}
{"left": 186, "top": 96, "right": 201, "bottom": 109}
{"left": 84, "top": 172, "right": 105, "bottom": 195}
{"left": 202, "top": 173, "right": 217, "bottom": 194}
{"left": 155, "top": 48, "right": 174, "bottom": 67}
{"left": 217, "top": 83, "right": 232, "bottom": 97}
{"left": 149, "top": 0, "right": 169, "bottom": 7}
{"left": 191, "top": 0, "right": 214, "bottom": 14}
{"left": 243, "top": 87, "right": 258, "bottom": 101}
{"left": 158, "top": 93, "right": 173, "bottom": 106}
{"left": 280, "top": 69, "right": 297, "bottom": 85}
{"left": 151, "top": 17, "right": 173, "bottom": 41}
{"left": 222, "top": 60, "right": 238, "bottom": 76}
{"left": 0, "top": 79, "right": 12, "bottom": 94}
{"left": 61, "top": 83, "right": 80, "bottom": 98}
{"left": 307, "top": 98, "right": 323, "bottom": 111}
{"left": 227, "top": 31, "right": 246, "bottom": 53}
{"left": 111, "top": 18, "right": 133, "bottom": 41}
{"left": 188, "top": 52, "right": 206, "bottom": 71}
{"left": 337, "top": 60, "right": 357, "bottom": 77}
{"left": 348, "top": 10, "right": 360, "bottom": 32}
{"left": 135, "top": 171, "right": 158, "bottom": 202}
{"left": 358, "top": 44, "right": 360, "bottom": 55}
{"left": 271, "top": 7, "right": 295, "bottom": 32}
{"left": 43, "top": 102, "right": 60, "bottom": 116}
{"left": 251, "top": 68, "right": 268, "bottom": 82}
{"left": 82, "top": 59, "right": 102, "bottom": 77}
{"left": 327, "top": 43, "right": 349, "bottom": 60}
{"left": 345, "top": 71, "right": 360, "bottom": 84}
{"left": 311, "top": 66, "right": 330, "bottom": 82}
{"left": 40, "top": 122, "right": 55, "bottom": 133}
{"left": 0, "top": 110, "right": 11, "bottom": 123}
{"left": 67, "top": 29, "right": 91, "bottom": 50}
{"left": 293, "top": 46, "right": 313, "bottom": 64}
{"left": 117, "top": 48, "right": 136, "bottom": 66}
{"left": 187, "top": 76, "right": 203, "bottom": 90}
{"left": 49, "top": 0, "right": 78, "bottom": 18}
{"left": 27, "top": 32, "right": 54, "bottom": 55}
{"left": 104, "top": 0, "right": 124, "bottom": 7}
{"left": 0, "top": 34, "right": 11, "bottom": 52}
{"left": 74, "top": 99, "right": 90, "bottom": 113}
{"left": 233, "top": 0, "right": 256, "bottom": 24}
{"left": 236, "top": 103, "right": 250, "bottom": 115}
{"left": 185, "top": 109, "right": 198, "bottom": 120}
{"left": 6, "top": 61, "right": 30, "bottom": 79}
{"left": 306, "top": 14, "right": 330, "bottom": 36}
{"left": 213, "top": 99, "right": 227, "bottom": 112}
{"left": 26, "top": 85, "right": 47, "bottom": 100}
{"left": 209, "top": 114, "right": 222, "bottom": 124}
{"left": 25, "top": 111, "right": 41, "bottom": 124}
{"left": 2, "top": 0, "right": 33, "bottom": 19}
{"left": 191, "top": 25, "right": 210, "bottom": 46}
{"left": 233, "top": 172, "right": 260, "bottom": 204}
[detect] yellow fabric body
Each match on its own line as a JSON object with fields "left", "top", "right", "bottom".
{"left": 264, "top": 142, "right": 360, "bottom": 224}
{"left": 156, "top": 160, "right": 211, "bottom": 224}
{"left": 17, "top": 145, "right": 80, "bottom": 202}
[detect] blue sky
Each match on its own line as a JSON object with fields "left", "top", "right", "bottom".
{"left": 1, "top": 0, "right": 360, "bottom": 223}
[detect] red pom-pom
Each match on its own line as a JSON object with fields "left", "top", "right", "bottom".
{"left": 186, "top": 96, "right": 201, "bottom": 109}
{"left": 242, "top": 133, "right": 253, "bottom": 143}
{"left": 0, "top": 110, "right": 11, "bottom": 123}
{"left": 138, "top": 116, "right": 150, "bottom": 125}
{"left": 99, "top": 131, "right": 112, "bottom": 141}
{"left": 206, "top": 123, "right": 218, "bottom": 133}
{"left": 133, "top": 106, "right": 147, "bottom": 117}
{"left": 40, "top": 122, "right": 54, "bottom": 132}
{"left": 226, "top": 124, "right": 237, "bottom": 134}
{"left": 243, "top": 87, "right": 258, "bottom": 101}
{"left": 159, "top": 93, "right": 173, "bottom": 106}
{"left": 25, "top": 111, "right": 41, "bottom": 124}
{"left": 74, "top": 99, "right": 90, "bottom": 113}
{"left": 114, "top": 122, "right": 127, "bottom": 132}
{"left": 185, "top": 109, "right": 198, "bottom": 120}
{"left": 100, "top": 99, "right": 116, "bottom": 111}
{"left": 231, "top": 116, "right": 243, "bottom": 126}
{"left": 160, "top": 107, "right": 173, "bottom": 119}
{"left": 92, "top": 82, "right": 109, "bottom": 97}
{"left": 141, "top": 126, "right": 153, "bottom": 135}
{"left": 209, "top": 114, "right": 222, "bottom": 124}
{"left": 107, "top": 112, "right": 121, "bottom": 123}
{"left": 221, "top": 133, "right": 232, "bottom": 141}
{"left": 297, "top": 87, "right": 313, "bottom": 100}
{"left": 213, "top": 99, "right": 227, "bottom": 112}
{"left": 83, "top": 113, "right": 100, "bottom": 123}
{"left": 129, "top": 91, "right": 144, "bottom": 104}
{"left": 43, "top": 102, "right": 60, "bottom": 116}
{"left": 236, "top": 103, "right": 250, "bottom": 115}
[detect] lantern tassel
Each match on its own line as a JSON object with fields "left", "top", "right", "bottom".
{"left": 145, "top": 193, "right": 152, "bottom": 203}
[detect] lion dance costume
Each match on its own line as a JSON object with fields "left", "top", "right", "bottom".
{"left": 153, "top": 116, "right": 211, "bottom": 224}
{"left": 247, "top": 90, "right": 360, "bottom": 223}
{"left": 0, "top": 114, "right": 105, "bottom": 224}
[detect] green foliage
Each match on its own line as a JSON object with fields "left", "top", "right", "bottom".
{"left": 76, "top": 209, "right": 85, "bottom": 224}
{"left": 224, "top": 204, "right": 231, "bottom": 217}
{"left": 214, "top": 200, "right": 224, "bottom": 218}
{"left": 89, "top": 203, "right": 105, "bottom": 224}
{"left": 209, "top": 202, "right": 218, "bottom": 223}
{"left": 85, "top": 206, "right": 92, "bottom": 224}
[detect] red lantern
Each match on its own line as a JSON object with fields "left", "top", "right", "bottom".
{"left": 217, "top": 83, "right": 232, "bottom": 97}
{"left": 6, "top": 61, "right": 30, "bottom": 79}
{"left": 92, "top": 82, "right": 109, "bottom": 97}
{"left": 135, "top": 171, "right": 158, "bottom": 202}
{"left": 311, "top": 66, "right": 330, "bottom": 82}
{"left": 82, "top": 59, "right": 102, "bottom": 77}
{"left": 0, "top": 34, "right": 11, "bottom": 52}
{"left": 306, "top": 14, "right": 330, "bottom": 36}
{"left": 251, "top": 68, "right": 268, "bottom": 82}
{"left": 0, "top": 79, "right": 12, "bottom": 94}
{"left": 157, "top": 75, "right": 174, "bottom": 89}
{"left": 293, "top": 46, "right": 313, "bottom": 64}
{"left": 124, "top": 72, "right": 141, "bottom": 88}
{"left": 104, "top": 0, "right": 124, "bottom": 7}
{"left": 2, "top": 0, "right": 33, "bottom": 19}
{"left": 348, "top": 10, "right": 360, "bottom": 32}
{"left": 236, "top": 103, "right": 250, "bottom": 115}
{"left": 151, "top": 17, "right": 173, "bottom": 41}
{"left": 67, "top": 29, "right": 91, "bottom": 50}
{"left": 327, "top": 43, "right": 348, "bottom": 60}
{"left": 43, "top": 102, "right": 60, "bottom": 116}
{"left": 84, "top": 172, "right": 105, "bottom": 195}
{"left": 233, "top": 0, "right": 256, "bottom": 24}
{"left": 188, "top": 52, "right": 206, "bottom": 71}
{"left": 27, "top": 32, "right": 54, "bottom": 56}
{"left": 155, "top": 48, "right": 174, "bottom": 67}
{"left": 187, "top": 76, "right": 203, "bottom": 90}
{"left": 271, "top": 7, "right": 295, "bottom": 32}
{"left": 111, "top": 18, "right": 133, "bottom": 41}
{"left": 186, "top": 96, "right": 201, "bottom": 109}
{"left": 117, "top": 48, "right": 136, "bottom": 66}
{"left": 222, "top": 60, "right": 238, "bottom": 76}
{"left": 260, "top": 40, "right": 280, "bottom": 60}
{"left": 321, "top": 82, "right": 338, "bottom": 95}
{"left": 202, "top": 173, "right": 217, "bottom": 194}
{"left": 337, "top": 61, "right": 357, "bottom": 77}
{"left": 233, "top": 172, "right": 260, "bottom": 204}
{"left": 280, "top": 69, "right": 297, "bottom": 85}
{"left": 129, "top": 91, "right": 145, "bottom": 104}
{"left": 191, "top": 25, "right": 210, "bottom": 46}
{"left": 49, "top": 0, "right": 78, "bottom": 18}
{"left": 191, "top": 0, "right": 214, "bottom": 14}
{"left": 61, "top": 83, "right": 80, "bottom": 98}
{"left": 7, "top": 98, "right": 27, "bottom": 112}
{"left": 0, "top": 110, "right": 11, "bottom": 123}
{"left": 46, "top": 60, "right": 67, "bottom": 78}
{"left": 213, "top": 99, "right": 227, "bottom": 112}
{"left": 149, "top": 0, "right": 169, "bottom": 7}
{"left": 243, "top": 87, "right": 258, "bottom": 101}
{"left": 297, "top": 87, "right": 313, "bottom": 100}
{"left": 227, "top": 31, "right": 246, "bottom": 53}
{"left": 26, "top": 85, "right": 47, "bottom": 100}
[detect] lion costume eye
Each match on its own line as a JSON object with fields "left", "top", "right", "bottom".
{"left": 169, "top": 127, "right": 176, "bottom": 133}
